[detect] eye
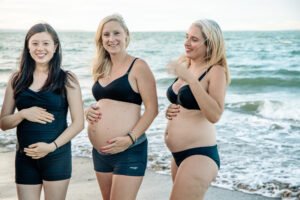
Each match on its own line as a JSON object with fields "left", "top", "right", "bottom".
{"left": 114, "top": 31, "right": 120, "bottom": 35}
{"left": 103, "top": 32, "right": 110, "bottom": 37}
{"left": 191, "top": 37, "right": 198, "bottom": 42}
{"left": 44, "top": 42, "right": 50, "bottom": 46}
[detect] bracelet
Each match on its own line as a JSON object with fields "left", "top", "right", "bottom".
{"left": 131, "top": 132, "right": 137, "bottom": 143}
{"left": 127, "top": 132, "right": 136, "bottom": 144}
{"left": 53, "top": 141, "right": 58, "bottom": 149}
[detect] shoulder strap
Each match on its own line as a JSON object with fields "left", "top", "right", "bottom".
{"left": 198, "top": 65, "right": 213, "bottom": 81}
{"left": 127, "top": 58, "right": 139, "bottom": 73}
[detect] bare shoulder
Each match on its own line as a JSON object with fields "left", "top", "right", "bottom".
{"left": 65, "top": 71, "right": 80, "bottom": 88}
{"left": 132, "top": 58, "right": 152, "bottom": 75}
{"left": 211, "top": 65, "right": 225, "bottom": 73}
{"left": 209, "top": 65, "right": 226, "bottom": 78}
{"left": 134, "top": 58, "right": 150, "bottom": 69}
{"left": 7, "top": 72, "right": 18, "bottom": 88}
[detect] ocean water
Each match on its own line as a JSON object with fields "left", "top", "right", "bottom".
{"left": 0, "top": 30, "right": 299, "bottom": 199}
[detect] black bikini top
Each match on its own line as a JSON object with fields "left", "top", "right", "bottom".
{"left": 166, "top": 66, "right": 213, "bottom": 110}
{"left": 92, "top": 58, "right": 142, "bottom": 105}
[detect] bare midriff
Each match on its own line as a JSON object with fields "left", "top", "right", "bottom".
{"left": 88, "top": 99, "right": 141, "bottom": 150}
{"left": 165, "top": 106, "right": 216, "bottom": 153}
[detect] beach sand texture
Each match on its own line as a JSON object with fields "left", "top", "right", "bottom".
{"left": 0, "top": 150, "right": 278, "bottom": 200}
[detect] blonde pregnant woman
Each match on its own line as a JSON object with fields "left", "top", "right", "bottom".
{"left": 165, "top": 19, "right": 230, "bottom": 200}
{"left": 85, "top": 14, "right": 158, "bottom": 200}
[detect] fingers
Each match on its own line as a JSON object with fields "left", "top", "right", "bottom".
{"left": 24, "top": 143, "right": 48, "bottom": 159}
{"left": 99, "top": 137, "right": 128, "bottom": 154}
{"left": 26, "top": 107, "right": 55, "bottom": 124}
{"left": 166, "top": 104, "right": 180, "bottom": 120}
{"left": 91, "top": 104, "right": 100, "bottom": 110}
{"left": 88, "top": 111, "right": 101, "bottom": 121}
{"left": 38, "top": 109, "right": 54, "bottom": 123}
{"left": 28, "top": 143, "right": 38, "bottom": 148}
{"left": 24, "top": 147, "right": 39, "bottom": 158}
{"left": 99, "top": 143, "right": 114, "bottom": 153}
{"left": 41, "top": 111, "right": 54, "bottom": 121}
{"left": 86, "top": 106, "right": 101, "bottom": 123}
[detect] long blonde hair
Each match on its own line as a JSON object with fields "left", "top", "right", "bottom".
{"left": 189, "top": 19, "right": 231, "bottom": 84}
{"left": 92, "top": 14, "right": 130, "bottom": 81}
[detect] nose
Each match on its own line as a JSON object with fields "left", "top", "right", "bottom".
{"left": 184, "top": 37, "right": 191, "bottom": 46}
{"left": 37, "top": 44, "right": 44, "bottom": 50}
{"left": 108, "top": 34, "right": 116, "bottom": 42}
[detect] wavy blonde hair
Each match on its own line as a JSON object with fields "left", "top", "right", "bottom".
{"left": 92, "top": 14, "right": 130, "bottom": 81}
{"left": 187, "top": 19, "right": 231, "bottom": 84}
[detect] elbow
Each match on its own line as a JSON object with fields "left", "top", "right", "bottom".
{"left": 206, "top": 112, "right": 223, "bottom": 124}
{"left": 1, "top": 125, "right": 9, "bottom": 131}
{"left": 207, "top": 116, "right": 220, "bottom": 124}
{"left": 153, "top": 106, "right": 159, "bottom": 118}
{"left": 0, "top": 120, "right": 8, "bottom": 131}
{"left": 151, "top": 105, "right": 159, "bottom": 120}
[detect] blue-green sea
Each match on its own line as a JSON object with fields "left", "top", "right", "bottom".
{"left": 0, "top": 30, "right": 299, "bottom": 199}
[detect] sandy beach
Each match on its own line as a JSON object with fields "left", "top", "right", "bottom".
{"left": 0, "top": 148, "right": 278, "bottom": 200}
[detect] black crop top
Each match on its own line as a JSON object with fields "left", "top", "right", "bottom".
{"left": 92, "top": 58, "right": 142, "bottom": 105}
{"left": 166, "top": 66, "right": 213, "bottom": 110}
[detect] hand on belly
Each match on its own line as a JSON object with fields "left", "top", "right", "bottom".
{"left": 98, "top": 135, "right": 132, "bottom": 154}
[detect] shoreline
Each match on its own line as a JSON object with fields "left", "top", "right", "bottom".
{"left": 0, "top": 149, "right": 279, "bottom": 200}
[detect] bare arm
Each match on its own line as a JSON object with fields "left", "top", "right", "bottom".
{"left": 129, "top": 59, "right": 159, "bottom": 139}
{"left": 188, "top": 66, "right": 226, "bottom": 123}
{"left": 51, "top": 73, "right": 85, "bottom": 148}
{"left": 170, "top": 60, "right": 227, "bottom": 123}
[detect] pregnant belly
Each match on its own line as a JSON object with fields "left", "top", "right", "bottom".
{"left": 88, "top": 100, "right": 140, "bottom": 150}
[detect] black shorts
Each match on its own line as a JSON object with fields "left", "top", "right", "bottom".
{"left": 93, "top": 140, "right": 148, "bottom": 176}
{"left": 15, "top": 143, "right": 72, "bottom": 184}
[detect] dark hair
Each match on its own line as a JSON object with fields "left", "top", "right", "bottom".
{"left": 12, "top": 23, "right": 74, "bottom": 96}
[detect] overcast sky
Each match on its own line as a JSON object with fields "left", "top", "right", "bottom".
{"left": 0, "top": 0, "right": 299, "bottom": 31}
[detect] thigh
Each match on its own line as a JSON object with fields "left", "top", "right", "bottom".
{"left": 43, "top": 179, "right": 70, "bottom": 200}
{"left": 110, "top": 174, "right": 143, "bottom": 200}
{"left": 170, "top": 155, "right": 218, "bottom": 200}
{"left": 17, "top": 184, "right": 42, "bottom": 200}
{"left": 171, "top": 158, "right": 178, "bottom": 182}
{"left": 95, "top": 172, "right": 113, "bottom": 200}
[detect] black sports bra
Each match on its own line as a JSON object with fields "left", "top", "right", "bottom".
{"left": 92, "top": 58, "right": 142, "bottom": 105}
{"left": 166, "top": 66, "right": 213, "bottom": 110}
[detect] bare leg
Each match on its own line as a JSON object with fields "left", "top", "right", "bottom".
{"left": 95, "top": 172, "right": 113, "bottom": 200}
{"left": 171, "top": 158, "right": 178, "bottom": 182}
{"left": 170, "top": 155, "right": 218, "bottom": 200}
{"left": 16, "top": 184, "right": 42, "bottom": 200}
{"left": 43, "top": 179, "right": 70, "bottom": 200}
{"left": 110, "top": 174, "right": 143, "bottom": 200}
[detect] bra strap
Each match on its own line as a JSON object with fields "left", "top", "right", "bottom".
{"left": 127, "top": 58, "right": 139, "bottom": 73}
{"left": 198, "top": 65, "right": 213, "bottom": 81}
